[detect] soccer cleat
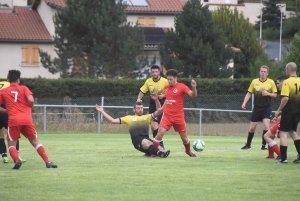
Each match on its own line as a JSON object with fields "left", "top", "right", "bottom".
{"left": 185, "top": 150, "right": 196, "bottom": 157}
{"left": 3, "top": 157, "right": 8, "bottom": 163}
{"left": 12, "top": 160, "right": 22, "bottom": 169}
{"left": 293, "top": 155, "right": 300, "bottom": 164}
{"left": 241, "top": 144, "right": 251, "bottom": 150}
{"left": 261, "top": 146, "right": 268, "bottom": 150}
{"left": 144, "top": 152, "right": 151, "bottom": 157}
{"left": 278, "top": 160, "right": 288, "bottom": 164}
{"left": 276, "top": 156, "right": 281, "bottom": 161}
{"left": 46, "top": 162, "right": 58, "bottom": 168}
{"left": 19, "top": 156, "right": 26, "bottom": 163}
{"left": 160, "top": 150, "right": 170, "bottom": 158}
{"left": 266, "top": 156, "right": 274, "bottom": 159}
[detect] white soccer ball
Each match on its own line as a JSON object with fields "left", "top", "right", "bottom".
{"left": 193, "top": 139, "right": 205, "bottom": 152}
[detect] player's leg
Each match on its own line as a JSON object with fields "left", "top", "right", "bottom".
{"left": 279, "top": 131, "right": 288, "bottom": 163}
{"left": 264, "top": 131, "right": 280, "bottom": 158}
{"left": 261, "top": 107, "right": 272, "bottom": 150}
{"left": 141, "top": 138, "right": 170, "bottom": 158}
{"left": 241, "top": 121, "right": 257, "bottom": 149}
{"left": 7, "top": 126, "right": 22, "bottom": 169}
{"left": 0, "top": 128, "right": 8, "bottom": 163}
{"left": 22, "top": 125, "right": 57, "bottom": 168}
{"left": 151, "top": 113, "right": 165, "bottom": 148}
{"left": 153, "top": 115, "right": 170, "bottom": 148}
{"left": 289, "top": 124, "right": 300, "bottom": 163}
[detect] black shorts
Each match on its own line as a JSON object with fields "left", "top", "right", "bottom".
{"left": 131, "top": 135, "right": 152, "bottom": 155}
{"left": 279, "top": 111, "right": 300, "bottom": 132}
{"left": 251, "top": 105, "right": 272, "bottom": 122}
{"left": 0, "top": 113, "right": 8, "bottom": 129}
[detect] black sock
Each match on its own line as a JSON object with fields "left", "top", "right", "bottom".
{"left": 16, "top": 140, "right": 19, "bottom": 152}
{"left": 280, "top": 145, "right": 288, "bottom": 161}
{"left": 262, "top": 130, "right": 267, "bottom": 147}
{"left": 246, "top": 132, "right": 254, "bottom": 146}
{"left": 0, "top": 138, "right": 7, "bottom": 157}
{"left": 294, "top": 139, "right": 300, "bottom": 156}
{"left": 152, "top": 128, "right": 158, "bottom": 138}
{"left": 148, "top": 145, "right": 162, "bottom": 156}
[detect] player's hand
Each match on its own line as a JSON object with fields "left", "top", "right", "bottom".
{"left": 262, "top": 90, "right": 269, "bottom": 96}
{"left": 274, "top": 111, "right": 280, "bottom": 118}
{"left": 136, "top": 99, "right": 142, "bottom": 103}
{"left": 158, "top": 94, "right": 164, "bottom": 99}
{"left": 95, "top": 104, "right": 104, "bottom": 112}
{"left": 191, "top": 79, "right": 197, "bottom": 88}
{"left": 150, "top": 93, "right": 158, "bottom": 100}
{"left": 157, "top": 107, "right": 164, "bottom": 112}
{"left": 241, "top": 103, "right": 246, "bottom": 110}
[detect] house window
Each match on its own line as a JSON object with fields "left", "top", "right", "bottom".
{"left": 138, "top": 17, "right": 156, "bottom": 27}
{"left": 21, "top": 46, "right": 40, "bottom": 65}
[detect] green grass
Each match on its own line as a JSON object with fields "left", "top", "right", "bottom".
{"left": 1, "top": 134, "right": 300, "bottom": 201}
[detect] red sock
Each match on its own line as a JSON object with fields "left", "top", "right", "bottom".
{"left": 268, "top": 145, "right": 274, "bottom": 158}
{"left": 183, "top": 140, "right": 191, "bottom": 152}
{"left": 36, "top": 145, "right": 50, "bottom": 163}
{"left": 153, "top": 140, "right": 160, "bottom": 148}
{"left": 271, "top": 144, "right": 281, "bottom": 156}
{"left": 8, "top": 146, "right": 19, "bottom": 163}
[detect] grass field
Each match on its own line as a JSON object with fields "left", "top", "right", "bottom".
{"left": 1, "top": 133, "right": 299, "bottom": 201}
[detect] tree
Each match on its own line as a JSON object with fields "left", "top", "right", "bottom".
{"left": 254, "top": 0, "right": 282, "bottom": 30}
{"left": 159, "top": 0, "right": 233, "bottom": 78}
{"left": 284, "top": 33, "right": 300, "bottom": 74}
{"left": 212, "top": 7, "right": 265, "bottom": 78}
{"left": 40, "top": 0, "right": 145, "bottom": 78}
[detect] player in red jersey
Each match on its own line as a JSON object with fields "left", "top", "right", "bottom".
{"left": 152, "top": 69, "right": 198, "bottom": 157}
{"left": 264, "top": 117, "right": 281, "bottom": 159}
{"left": 0, "top": 70, "right": 57, "bottom": 169}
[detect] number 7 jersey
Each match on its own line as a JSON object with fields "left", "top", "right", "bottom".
{"left": 0, "top": 84, "right": 34, "bottom": 126}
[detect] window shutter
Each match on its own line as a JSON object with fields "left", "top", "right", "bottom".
{"left": 32, "top": 47, "right": 40, "bottom": 65}
{"left": 147, "top": 17, "right": 156, "bottom": 27}
{"left": 21, "top": 47, "right": 29, "bottom": 64}
{"left": 138, "top": 17, "right": 146, "bottom": 26}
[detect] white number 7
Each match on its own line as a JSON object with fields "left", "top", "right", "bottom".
{"left": 11, "top": 91, "right": 18, "bottom": 102}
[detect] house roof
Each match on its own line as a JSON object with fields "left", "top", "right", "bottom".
{"left": 32, "top": 0, "right": 187, "bottom": 13}
{"left": 126, "top": 0, "right": 187, "bottom": 14}
{"left": 0, "top": 6, "right": 52, "bottom": 42}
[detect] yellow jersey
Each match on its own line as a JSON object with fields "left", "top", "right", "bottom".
{"left": 248, "top": 78, "right": 277, "bottom": 106}
{"left": 140, "top": 77, "right": 168, "bottom": 95}
{"left": 0, "top": 81, "right": 10, "bottom": 90}
{"left": 120, "top": 114, "right": 155, "bottom": 139}
{"left": 280, "top": 76, "right": 300, "bottom": 113}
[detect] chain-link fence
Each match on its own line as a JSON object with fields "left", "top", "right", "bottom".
{"left": 32, "top": 94, "right": 281, "bottom": 136}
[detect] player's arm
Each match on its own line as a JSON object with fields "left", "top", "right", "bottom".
{"left": 187, "top": 79, "right": 197, "bottom": 98}
{"left": 274, "top": 96, "right": 289, "bottom": 118}
{"left": 137, "top": 91, "right": 144, "bottom": 102}
{"left": 27, "top": 95, "right": 34, "bottom": 108}
{"left": 242, "top": 92, "right": 251, "bottom": 109}
{"left": 95, "top": 104, "right": 120, "bottom": 124}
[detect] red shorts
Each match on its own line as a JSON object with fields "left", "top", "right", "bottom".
{"left": 160, "top": 113, "right": 186, "bottom": 133}
{"left": 7, "top": 125, "right": 37, "bottom": 141}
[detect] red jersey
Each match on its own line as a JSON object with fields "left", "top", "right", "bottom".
{"left": 164, "top": 82, "right": 190, "bottom": 117}
{"left": 0, "top": 84, "right": 33, "bottom": 126}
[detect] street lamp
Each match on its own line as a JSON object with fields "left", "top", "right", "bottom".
{"left": 279, "top": 5, "right": 284, "bottom": 61}
{"left": 260, "top": 0, "right": 263, "bottom": 41}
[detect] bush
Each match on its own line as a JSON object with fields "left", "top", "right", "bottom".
{"left": 263, "top": 27, "right": 280, "bottom": 41}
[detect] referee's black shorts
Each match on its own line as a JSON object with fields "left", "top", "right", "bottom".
{"left": 251, "top": 105, "right": 272, "bottom": 122}
{"left": 0, "top": 113, "right": 8, "bottom": 129}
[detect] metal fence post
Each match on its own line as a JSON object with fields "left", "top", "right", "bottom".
{"left": 251, "top": 94, "right": 254, "bottom": 111}
{"left": 199, "top": 109, "right": 202, "bottom": 136}
{"left": 43, "top": 106, "right": 47, "bottom": 132}
{"left": 101, "top": 96, "right": 104, "bottom": 122}
{"left": 98, "top": 111, "right": 101, "bottom": 134}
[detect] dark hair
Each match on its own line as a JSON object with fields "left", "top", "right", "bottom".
{"left": 166, "top": 69, "right": 178, "bottom": 77}
{"left": 276, "top": 75, "right": 288, "bottom": 82}
{"left": 151, "top": 65, "right": 160, "bottom": 71}
{"left": 7, "top": 70, "right": 21, "bottom": 83}
{"left": 133, "top": 101, "right": 143, "bottom": 109}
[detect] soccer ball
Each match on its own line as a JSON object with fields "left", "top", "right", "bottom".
{"left": 193, "top": 139, "right": 205, "bottom": 152}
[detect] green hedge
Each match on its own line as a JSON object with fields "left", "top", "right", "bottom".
{"left": 0, "top": 78, "right": 254, "bottom": 98}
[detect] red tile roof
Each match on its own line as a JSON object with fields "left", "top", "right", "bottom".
{"left": 32, "top": 0, "right": 186, "bottom": 13}
{"left": 44, "top": 0, "right": 66, "bottom": 9}
{"left": 0, "top": 7, "right": 52, "bottom": 41}
{"left": 126, "top": 0, "right": 185, "bottom": 13}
